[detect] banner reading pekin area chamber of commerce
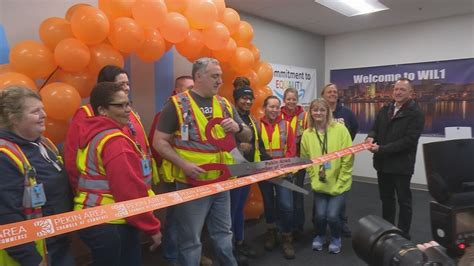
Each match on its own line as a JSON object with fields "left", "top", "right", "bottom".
{"left": 269, "top": 63, "right": 317, "bottom": 107}
{"left": 330, "top": 58, "right": 474, "bottom": 136}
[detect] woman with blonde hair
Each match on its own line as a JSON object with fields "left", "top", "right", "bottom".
{"left": 300, "top": 98, "right": 353, "bottom": 254}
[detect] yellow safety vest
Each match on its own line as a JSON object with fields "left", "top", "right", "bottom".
{"left": 161, "top": 91, "right": 235, "bottom": 183}
{"left": 248, "top": 115, "right": 261, "bottom": 162}
{"left": 0, "top": 138, "right": 58, "bottom": 265}
{"left": 74, "top": 129, "right": 154, "bottom": 224}
{"left": 260, "top": 119, "right": 290, "bottom": 159}
{"left": 284, "top": 111, "right": 307, "bottom": 138}
{"left": 80, "top": 104, "right": 159, "bottom": 185}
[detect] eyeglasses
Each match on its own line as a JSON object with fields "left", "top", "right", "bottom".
{"left": 108, "top": 101, "right": 132, "bottom": 109}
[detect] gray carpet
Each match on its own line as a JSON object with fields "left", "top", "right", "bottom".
{"left": 143, "top": 181, "right": 432, "bottom": 265}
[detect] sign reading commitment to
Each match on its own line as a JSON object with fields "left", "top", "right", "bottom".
{"left": 269, "top": 63, "right": 317, "bottom": 107}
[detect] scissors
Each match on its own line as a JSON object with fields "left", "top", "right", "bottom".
{"left": 186, "top": 118, "right": 310, "bottom": 195}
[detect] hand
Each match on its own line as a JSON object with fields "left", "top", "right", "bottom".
{"left": 368, "top": 143, "right": 379, "bottom": 153}
{"left": 220, "top": 118, "right": 239, "bottom": 133}
{"left": 416, "top": 241, "right": 439, "bottom": 251}
{"left": 239, "top": 142, "right": 252, "bottom": 153}
{"left": 149, "top": 231, "right": 162, "bottom": 251}
{"left": 181, "top": 162, "right": 206, "bottom": 179}
{"left": 365, "top": 137, "right": 375, "bottom": 144}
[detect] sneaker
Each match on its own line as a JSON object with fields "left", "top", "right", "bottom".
{"left": 328, "top": 237, "right": 341, "bottom": 254}
{"left": 236, "top": 242, "right": 257, "bottom": 258}
{"left": 341, "top": 223, "right": 352, "bottom": 238}
{"left": 312, "top": 236, "right": 323, "bottom": 251}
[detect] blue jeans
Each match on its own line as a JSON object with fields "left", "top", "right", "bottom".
{"left": 313, "top": 192, "right": 346, "bottom": 239}
{"left": 78, "top": 223, "right": 141, "bottom": 266}
{"left": 258, "top": 178, "right": 294, "bottom": 233}
{"left": 46, "top": 234, "right": 75, "bottom": 266}
{"left": 161, "top": 182, "right": 178, "bottom": 262}
{"left": 293, "top": 169, "right": 306, "bottom": 231}
{"left": 230, "top": 184, "right": 251, "bottom": 242}
{"left": 175, "top": 182, "right": 237, "bottom": 266}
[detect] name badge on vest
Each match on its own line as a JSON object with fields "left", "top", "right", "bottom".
{"left": 24, "top": 184, "right": 47, "bottom": 208}
{"left": 323, "top": 161, "right": 331, "bottom": 170}
{"left": 141, "top": 157, "right": 151, "bottom": 176}
{"left": 181, "top": 124, "right": 189, "bottom": 141}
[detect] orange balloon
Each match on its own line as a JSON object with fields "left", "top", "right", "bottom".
{"left": 230, "top": 47, "right": 255, "bottom": 74}
{"left": 248, "top": 44, "right": 260, "bottom": 63}
{"left": 40, "top": 82, "right": 81, "bottom": 120}
{"left": 164, "top": 0, "right": 190, "bottom": 13}
{"left": 232, "top": 21, "right": 254, "bottom": 47}
{"left": 0, "top": 64, "right": 11, "bottom": 75}
{"left": 221, "top": 63, "right": 238, "bottom": 84}
{"left": 71, "top": 6, "right": 110, "bottom": 45}
{"left": 243, "top": 70, "right": 259, "bottom": 88}
{"left": 203, "top": 22, "right": 230, "bottom": 51}
{"left": 159, "top": 12, "right": 190, "bottom": 44}
{"left": 212, "top": 38, "right": 236, "bottom": 63}
{"left": 136, "top": 28, "right": 166, "bottom": 62}
{"left": 218, "top": 82, "right": 234, "bottom": 103}
{"left": 98, "top": 0, "right": 135, "bottom": 20}
{"left": 212, "top": 0, "right": 226, "bottom": 19}
{"left": 88, "top": 43, "right": 124, "bottom": 76}
{"left": 9, "top": 40, "right": 57, "bottom": 79}
{"left": 0, "top": 72, "right": 37, "bottom": 91}
{"left": 164, "top": 39, "right": 173, "bottom": 52}
{"left": 65, "top": 4, "right": 91, "bottom": 21}
{"left": 185, "top": 0, "right": 217, "bottom": 29}
{"left": 255, "top": 61, "right": 273, "bottom": 86}
{"left": 244, "top": 195, "right": 263, "bottom": 220}
{"left": 132, "top": 0, "right": 168, "bottom": 28}
{"left": 39, "top": 17, "right": 74, "bottom": 51}
{"left": 53, "top": 70, "right": 95, "bottom": 98}
{"left": 108, "top": 17, "right": 145, "bottom": 53}
{"left": 220, "top": 8, "right": 240, "bottom": 35}
{"left": 248, "top": 184, "right": 263, "bottom": 201}
{"left": 251, "top": 85, "right": 273, "bottom": 116}
{"left": 54, "top": 38, "right": 90, "bottom": 72}
{"left": 175, "top": 29, "right": 204, "bottom": 60}
{"left": 44, "top": 117, "right": 69, "bottom": 144}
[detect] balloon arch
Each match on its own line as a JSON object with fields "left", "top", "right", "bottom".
{"left": 0, "top": 0, "right": 268, "bottom": 219}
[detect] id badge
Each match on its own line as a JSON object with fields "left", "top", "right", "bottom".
{"left": 181, "top": 124, "right": 189, "bottom": 141}
{"left": 141, "top": 157, "right": 151, "bottom": 176}
{"left": 24, "top": 184, "right": 47, "bottom": 208}
{"left": 323, "top": 161, "right": 331, "bottom": 170}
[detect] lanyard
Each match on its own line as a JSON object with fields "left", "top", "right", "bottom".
{"left": 315, "top": 129, "right": 328, "bottom": 155}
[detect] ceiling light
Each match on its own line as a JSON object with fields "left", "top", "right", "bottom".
{"left": 315, "top": 0, "right": 389, "bottom": 17}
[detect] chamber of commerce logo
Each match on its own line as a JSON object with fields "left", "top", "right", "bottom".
{"left": 33, "top": 219, "right": 55, "bottom": 237}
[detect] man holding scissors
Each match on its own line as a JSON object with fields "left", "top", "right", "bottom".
{"left": 154, "top": 57, "right": 251, "bottom": 266}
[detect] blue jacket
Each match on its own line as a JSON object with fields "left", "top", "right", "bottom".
{"left": 333, "top": 101, "right": 359, "bottom": 140}
{"left": 0, "top": 129, "right": 72, "bottom": 266}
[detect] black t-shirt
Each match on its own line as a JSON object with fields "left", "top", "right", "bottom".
{"left": 157, "top": 90, "right": 243, "bottom": 134}
{"left": 238, "top": 111, "right": 272, "bottom": 162}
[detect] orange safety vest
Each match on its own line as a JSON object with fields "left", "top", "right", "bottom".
{"left": 80, "top": 105, "right": 159, "bottom": 185}
{"left": 0, "top": 138, "right": 59, "bottom": 265}
{"left": 260, "top": 119, "right": 290, "bottom": 159}
{"left": 160, "top": 91, "right": 235, "bottom": 183}
{"left": 74, "top": 129, "right": 154, "bottom": 224}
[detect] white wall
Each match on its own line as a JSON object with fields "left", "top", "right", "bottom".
{"left": 325, "top": 14, "right": 474, "bottom": 185}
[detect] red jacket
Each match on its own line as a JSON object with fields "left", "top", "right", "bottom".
{"left": 76, "top": 115, "right": 161, "bottom": 234}
{"left": 260, "top": 115, "right": 297, "bottom": 158}
{"left": 65, "top": 104, "right": 148, "bottom": 191}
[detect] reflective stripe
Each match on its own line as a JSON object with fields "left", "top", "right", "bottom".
{"left": 81, "top": 104, "right": 94, "bottom": 117}
{"left": 261, "top": 120, "right": 289, "bottom": 159}
{"left": 78, "top": 178, "right": 110, "bottom": 191}
{"left": 84, "top": 193, "right": 100, "bottom": 208}
{"left": 174, "top": 138, "right": 222, "bottom": 152}
{"left": 249, "top": 115, "right": 261, "bottom": 162}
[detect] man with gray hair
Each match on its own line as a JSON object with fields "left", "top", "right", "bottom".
{"left": 154, "top": 57, "right": 251, "bottom": 265}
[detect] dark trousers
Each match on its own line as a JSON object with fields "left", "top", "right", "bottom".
{"left": 292, "top": 169, "right": 306, "bottom": 231}
{"left": 377, "top": 172, "right": 413, "bottom": 236}
{"left": 230, "top": 184, "right": 251, "bottom": 242}
{"left": 78, "top": 223, "right": 141, "bottom": 266}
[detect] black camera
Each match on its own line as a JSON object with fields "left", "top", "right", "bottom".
{"left": 352, "top": 138, "right": 474, "bottom": 265}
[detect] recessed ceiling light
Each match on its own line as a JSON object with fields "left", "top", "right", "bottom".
{"left": 315, "top": 0, "right": 389, "bottom": 17}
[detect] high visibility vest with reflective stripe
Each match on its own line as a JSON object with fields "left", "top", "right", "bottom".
{"left": 81, "top": 104, "right": 159, "bottom": 185}
{"left": 285, "top": 111, "right": 307, "bottom": 138}
{"left": 161, "top": 91, "right": 235, "bottom": 183}
{"left": 0, "top": 138, "right": 54, "bottom": 265}
{"left": 260, "top": 120, "right": 289, "bottom": 159}
{"left": 74, "top": 129, "right": 154, "bottom": 224}
{"left": 249, "top": 115, "right": 261, "bottom": 162}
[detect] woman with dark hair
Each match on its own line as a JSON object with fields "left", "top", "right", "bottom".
{"left": 0, "top": 86, "right": 74, "bottom": 266}
{"left": 300, "top": 98, "right": 353, "bottom": 254}
{"left": 74, "top": 82, "right": 162, "bottom": 266}
{"left": 65, "top": 65, "right": 158, "bottom": 192}
{"left": 258, "top": 95, "right": 297, "bottom": 259}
